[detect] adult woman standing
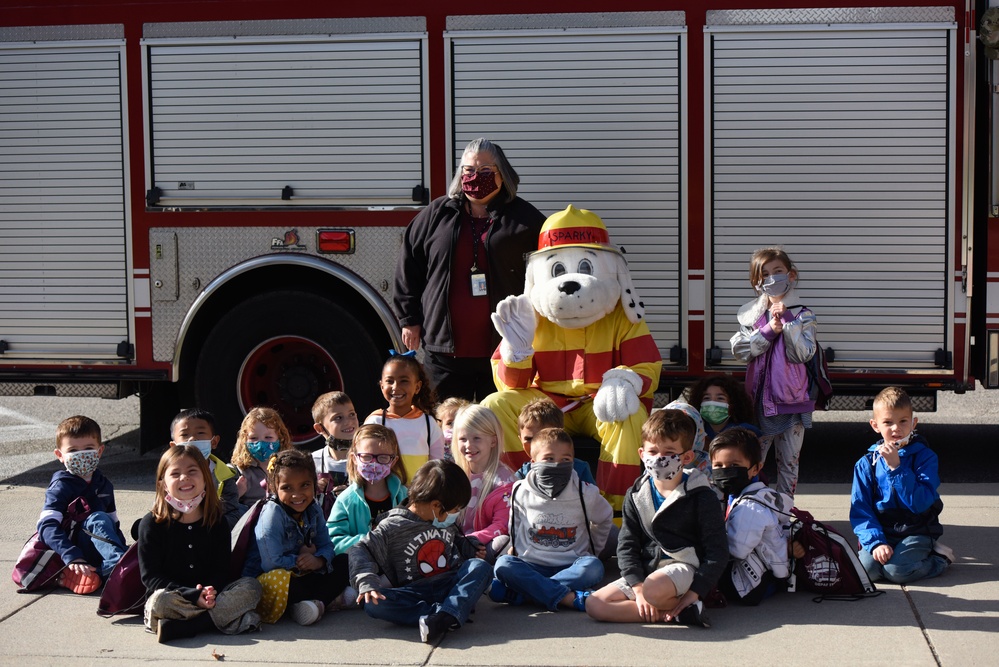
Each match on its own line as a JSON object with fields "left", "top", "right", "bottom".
{"left": 393, "top": 138, "right": 545, "bottom": 402}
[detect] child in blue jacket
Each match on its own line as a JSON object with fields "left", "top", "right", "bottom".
{"left": 850, "top": 387, "right": 953, "bottom": 584}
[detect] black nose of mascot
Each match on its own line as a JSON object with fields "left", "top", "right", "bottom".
{"left": 559, "top": 281, "right": 581, "bottom": 295}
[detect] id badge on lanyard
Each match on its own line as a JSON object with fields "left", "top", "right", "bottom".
{"left": 470, "top": 271, "right": 488, "bottom": 296}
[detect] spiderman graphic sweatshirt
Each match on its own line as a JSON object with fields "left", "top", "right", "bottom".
{"left": 348, "top": 507, "right": 479, "bottom": 594}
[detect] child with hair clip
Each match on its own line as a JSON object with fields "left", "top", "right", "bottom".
{"left": 364, "top": 353, "right": 446, "bottom": 482}
{"left": 730, "top": 247, "right": 817, "bottom": 497}
{"left": 242, "top": 450, "right": 350, "bottom": 626}
{"left": 231, "top": 407, "right": 294, "bottom": 509}
{"left": 327, "top": 424, "right": 409, "bottom": 556}
{"left": 435, "top": 396, "right": 470, "bottom": 463}
{"left": 451, "top": 404, "right": 515, "bottom": 562}
{"left": 138, "top": 445, "right": 262, "bottom": 643}
{"left": 684, "top": 375, "right": 760, "bottom": 443}
{"left": 349, "top": 459, "right": 492, "bottom": 644}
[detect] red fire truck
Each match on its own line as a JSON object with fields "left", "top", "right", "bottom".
{"left": 1, "top": 0, "right": 997, "bottom": 450}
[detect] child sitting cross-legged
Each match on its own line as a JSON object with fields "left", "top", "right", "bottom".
{"left": 349, "top": 459, "right": 492, "bottom": 644}
{"left": 491, "top": 428, "right": 613, "bottom": 612}
{"left": 710, "top": 427, "right": 793, "bottom": 606}
{"left": 242, "top": 450, "right": 350, "bottom": 626}
{"left": 585, "top": 409, "right": 727, "bottom": 626}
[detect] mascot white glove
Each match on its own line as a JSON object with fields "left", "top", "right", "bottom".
{"left": 491, "top": 294, "right": 537, "bottom": 364}
{"left": 593, "top": 368, "right": 644, "bottom": 423}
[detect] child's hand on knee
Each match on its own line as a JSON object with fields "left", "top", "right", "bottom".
{"left": 873, "top": 544, "right": 893, "bottom": 564}
{"left": 67, "top": 560, "right": 95, "bottom": 575}
{"left": 197, "top": 584, "right": 217, "bottom": 609}
{"left": 634, "top": 588, "right": 665, "bottom": 623}
{"left": 360, "top": 589, "right": 385, "bottom": 606}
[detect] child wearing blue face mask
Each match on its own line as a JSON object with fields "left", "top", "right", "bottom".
{"left": 709, "top": 427, "right": 793, "bottom": 606}
{"left": 170, "top": 408, "right": 245, "bottom": 529}
{"left": 230, "top": 407, "right": 293, "bottom": 510}
{"left": 348, "top": 459, "right": 491, "bottom": 644}
{"left": 730, "top": 247, "right": 817, "bottom": 498}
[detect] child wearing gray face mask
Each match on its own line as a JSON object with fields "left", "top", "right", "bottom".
{"left": 490, "top": 428, "right": 613, "bottom": 613}
{"left": 730, "top": 246, "right": 818, "bottom": 498}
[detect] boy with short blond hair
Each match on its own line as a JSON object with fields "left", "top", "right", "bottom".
{"left": 37, "top": 415, "right": 127, "bottom": 594}
{"left": 850, "top": 386, "right": 951, "bottom": 584}
{"left": 585, "top": 410, "right": 727, "bottom": 626}
{"left": 491, "top": 428, "right": 613, "bottom": 612}
{"left": 513, "top": 398, "right": 594, "bottom": 485}
{"left": 311, "top": 391, "right": 359, "bottom": 518}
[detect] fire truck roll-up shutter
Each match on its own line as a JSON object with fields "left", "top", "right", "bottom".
{"left": 145, "top": 37, "right": 425, "bottom": 207}
{"left": 0, "top": 40, "right": 131, "bottom": 361}
{"left": 709, "top": 20, "right": 955, "bottom": 370}
{"left": 448, "top": 23, "right": 684, "bottom": 359}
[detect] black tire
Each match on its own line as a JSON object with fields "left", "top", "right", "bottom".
{"left": 138, "top": 380, "right": 180, "bottom": 454}
{"left": 194, "top": 291, "right": 384, "bottom": 453}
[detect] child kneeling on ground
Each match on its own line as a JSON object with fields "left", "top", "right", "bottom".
{"left": 850, "top": 386, "right": 953, "bottom": 584}
{"left": 710, "top": 427, "right": 793, "bottom": 605}
{"left": 586, "top": 410, "right": 727, "bottom": 626}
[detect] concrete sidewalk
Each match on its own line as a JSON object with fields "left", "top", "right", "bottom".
{"left": 1, "top": 482, "right": 995, "bottom": 666}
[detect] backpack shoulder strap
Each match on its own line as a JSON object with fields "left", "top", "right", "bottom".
{"left": 577, "top": 478, "right": 596, "bottom": 555}
{"left": 508, "top": 483, "right": 519, "bottom": 556}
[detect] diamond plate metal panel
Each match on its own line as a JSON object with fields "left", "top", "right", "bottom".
{"left": 0, "top": 383, "right": 119, "bottom": 398}
{"left": 446, "top": 12, "right": 685, "bottom": 31}
{"left": 149, "top": 225, "right": 404, "bottom": 362}
{"left": 143, "top": 17, "right": 426, "bottom": 39}
{"left": 0, "top": 24, "right": 124, "bottom": 42}
{"left": 707, "top": 6, "right": 954, "bottom": 26}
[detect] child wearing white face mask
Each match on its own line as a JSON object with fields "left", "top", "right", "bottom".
{"left": 585, "top": 410, "right": 727, "bottom": 627}
{"left": 170, "top": 408, "right": 245, "bottom": 529}
{"left": 31, "top": 415, "right": 128, "bottom": 595}
{"left": 730, "top": 247, "right": 817, "bottom": 498}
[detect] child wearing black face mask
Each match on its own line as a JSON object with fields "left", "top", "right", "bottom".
{"left": 709, "top": 428, "right": 793, "bottom": 606}
{"left": 490, "top": 428, "right": 613, "bottom": 613}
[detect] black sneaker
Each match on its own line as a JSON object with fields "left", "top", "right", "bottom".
{"left": 676, "top": 601, "right": 710, "bottom": 628}
{"left": 419, "top": 611, "right": 458, "bottom": 644}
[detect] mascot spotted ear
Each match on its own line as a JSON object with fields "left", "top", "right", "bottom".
{"left": 484, "top": 205, "right": 662, "bottom": 513}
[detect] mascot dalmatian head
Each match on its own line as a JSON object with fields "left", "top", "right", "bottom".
{"left": 526, "top": 205, "right": 644, "bottom": 329}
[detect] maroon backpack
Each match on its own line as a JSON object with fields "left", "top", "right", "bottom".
{"left": 789, "top": 508, "right": 883, "bottom": 602}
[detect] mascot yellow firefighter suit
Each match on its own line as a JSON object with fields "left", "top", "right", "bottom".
{"left": 481, "top": 205, "right": 662, "bottom": 513}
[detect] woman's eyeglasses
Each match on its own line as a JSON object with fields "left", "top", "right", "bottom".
{"left": 354, "top": 452, "right": 396, "bottom": 464}
{"left": 460, "top": 165, "right": 497, "bottom": 176}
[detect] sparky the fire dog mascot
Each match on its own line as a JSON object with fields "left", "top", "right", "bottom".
{"left": 481, "top": 205, "right": 662, "bottom": 512}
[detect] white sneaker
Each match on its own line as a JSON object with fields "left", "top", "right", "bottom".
{"left": 932, "top": 541, "right": 956, "bottom": 564}
{"left": 290, "top": 600, "right": 325, "bottom": 626}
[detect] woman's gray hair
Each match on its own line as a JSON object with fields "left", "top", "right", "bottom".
{"left": 447, "top": 137, "right": 520, "bottom": 204}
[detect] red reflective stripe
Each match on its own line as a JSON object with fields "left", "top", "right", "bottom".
{"left": 534, "top": 348, "right": 616, "bottom": 383}
{"left": 597, "top": 461, "right": 643, "bottom": 496}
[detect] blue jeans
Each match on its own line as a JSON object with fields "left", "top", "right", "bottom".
{"left": 858, "top": 535, "right": 947, "bottom": 584}
{"left": 363, "top": 558, "right": 491, "bottom": 627}
{"left": 494, "top": 554, "right": 604, "bottom": 611}
{"left": 77, "top": 512, "right": 127, "bottom": 579}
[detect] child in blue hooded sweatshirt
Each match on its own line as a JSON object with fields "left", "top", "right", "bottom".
{"left": 850, "top": 386, "right": 953, "bottom": 584}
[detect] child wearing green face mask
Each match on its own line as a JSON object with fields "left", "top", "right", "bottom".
{"left": 709, "top": 427, "right": 793, "bottom": 606}
{"left": 685, "top": 375, "right": 759, "bottom": 443}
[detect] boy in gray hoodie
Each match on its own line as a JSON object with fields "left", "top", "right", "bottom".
{"left": 348, "top": 459, "right": 491, "bottom": 644}
{"left": 490, "top": 428, "right": 613, "bottom": 612}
